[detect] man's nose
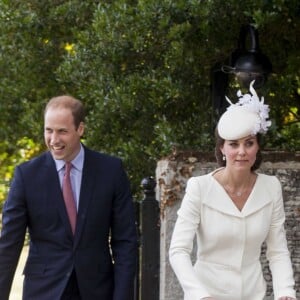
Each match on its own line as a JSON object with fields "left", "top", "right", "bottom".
{"left": 50, "top": 132, "right": 60, "bottom": 144}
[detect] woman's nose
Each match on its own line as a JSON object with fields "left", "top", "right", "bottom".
{"left": 238, "top": 146, "right": 246, "bottom": 155}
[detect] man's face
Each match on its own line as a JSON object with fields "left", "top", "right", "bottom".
{"left": 44, "top": 107, "right": 84, "bottom": 162}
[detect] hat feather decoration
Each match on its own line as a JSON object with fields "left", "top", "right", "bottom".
{"left": 217, "top": 81, "right": 271, "bottom": 140}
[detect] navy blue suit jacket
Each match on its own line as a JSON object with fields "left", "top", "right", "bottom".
{"left": 0, "top": 146, "right": 137, "bottom": 299}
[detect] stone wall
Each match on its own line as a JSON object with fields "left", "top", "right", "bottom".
{"left": 156, "top": 151, "right": 300, "bottom": 300}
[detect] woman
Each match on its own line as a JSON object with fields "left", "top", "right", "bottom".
{"left": 169, "top": 82, "right": 296, "bottom": 300}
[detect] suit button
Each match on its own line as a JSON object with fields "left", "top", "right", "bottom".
{"left": 66, "top": 272, "right": 71, "bottom": 277}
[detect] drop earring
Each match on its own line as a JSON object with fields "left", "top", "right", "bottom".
{"left": 222, "top": 155, "right": 226, "bottom": 161}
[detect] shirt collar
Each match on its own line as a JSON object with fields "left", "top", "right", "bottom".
{"left": 54, "top": 144, "right": 85, "bottom": 172}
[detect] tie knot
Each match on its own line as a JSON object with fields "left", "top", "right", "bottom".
{"left": 65, "top": 162, "right": 72, "bottom": 174}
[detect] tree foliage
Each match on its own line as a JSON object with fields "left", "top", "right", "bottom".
{"left": 0, "top": 0, "right": 299, "bottom": 199}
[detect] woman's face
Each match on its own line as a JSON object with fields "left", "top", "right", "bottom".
{"left": 220, "top": 135, "right": 259, "bottom": 171}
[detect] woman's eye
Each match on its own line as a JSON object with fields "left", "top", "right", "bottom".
{"left": 229, "top": 143, "right": 238, "bottom": 147}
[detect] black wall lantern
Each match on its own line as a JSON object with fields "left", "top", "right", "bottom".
{"left": 212, "top": 24, "right": 272, "bottom": 119}
{"left": 222, "top": 24, "right": 272, "bottom": 89}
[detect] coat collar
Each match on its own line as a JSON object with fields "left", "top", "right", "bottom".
{"left": 202, "top": 173, "right": 272, "bottom": 218}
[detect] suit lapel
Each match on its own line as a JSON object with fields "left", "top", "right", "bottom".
{"left": 73, "top": 149, "right": 96, "bottom": 246}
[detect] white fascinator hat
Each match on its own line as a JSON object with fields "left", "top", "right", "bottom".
{"left": 217, "top": 81, "right": 272, "bottom": 140}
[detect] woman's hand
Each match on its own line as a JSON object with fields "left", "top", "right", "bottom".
{"left": 278, "top": 297, "right": 296, "bottom": 300}
{"left": 200, "top": 298, "right": 215, "bottom": 300}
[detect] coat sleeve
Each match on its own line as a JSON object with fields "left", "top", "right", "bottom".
{"left": 169, "top": 177, "right": 211, "bottom": 299}
{"left": 265, "top": 176, "right": 296, "bottom": 300}
{"left": 0, "top": 166, "right": 27, "bottom": 300}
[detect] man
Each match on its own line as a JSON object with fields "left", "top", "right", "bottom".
{"left": 0, "top": 95, "right": 138, "bottom": 299}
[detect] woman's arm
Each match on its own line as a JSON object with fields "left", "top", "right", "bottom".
{"left": 265, "top": 177, "right": 296, "bottom": 300}
{"left": 169, "top": 177, "right": 212, "bottom": 299}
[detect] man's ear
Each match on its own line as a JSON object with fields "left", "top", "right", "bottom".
{"left": 78, "top": 122, "right": 85, "bottom": 137}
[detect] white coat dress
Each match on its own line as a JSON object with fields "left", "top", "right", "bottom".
{"left": 169, "top": 170, "right": 296, "bottom": 300}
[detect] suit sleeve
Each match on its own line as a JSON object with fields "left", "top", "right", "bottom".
{"left": 169, "top": 177, "right": 211, "bottom": 299}
{"left": 265, "top": 177, "right": 296, "bottom": 299}
{"left": 110, "top": 160, "right": 138, "bottom": 300}
{"left": 0, "top": 166, "right": 27, "bottom": 300}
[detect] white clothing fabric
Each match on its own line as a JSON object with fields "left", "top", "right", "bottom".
{"left": 169, "top": 171, "right": 296, "bottom": 300}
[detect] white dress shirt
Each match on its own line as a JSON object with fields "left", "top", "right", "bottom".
{"left": 54, "top": 145, "right": 84, "bottom": 210}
